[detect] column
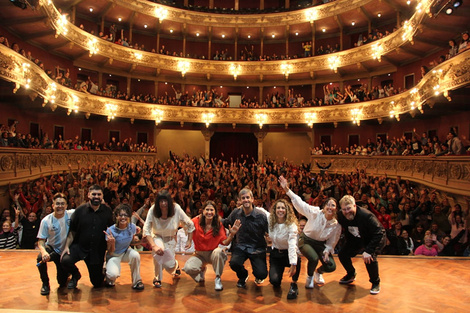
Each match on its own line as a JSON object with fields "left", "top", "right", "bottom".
{"left": 235, "top": 27, "right": 239, "bottom": 61}
{"left": 254, "top": 132, "right": 267, "bottom": 163}
{"left": 127, "top": 77, "right": 131, "bottom": 95}
{"left": 154, "top": 81, "right": 159, "bottom": 97}
{"left": 154, "top": 128, "right": 161, "bottom": 159}
{"left": 260, "top": 27, "right": 264, "bottom": 58}
{"left": 156, "top": 22, "right": 160, "bottom": 52}
{"left": 183, "top": 23, "right": 187, "bottom": 56}
{"left": 201, "top": 130, "right": 214, "bottom": 160}
{"left": 285, "top": 25, "right": 289, "bottom": 56}
{"left": 259, "top": 86, "right": 263, "bottom": 105}
{"left": 208, "top": 26, "right": 212, "bottom": 60}
{"left": 311, "top": 83, "right": 316, "bottom": 99}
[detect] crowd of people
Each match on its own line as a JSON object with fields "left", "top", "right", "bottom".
{"left": 310, "top": 128, "right": 469, "bottom": 156}
{"left": 2, "top": 28, "right": 468, "bottom": 111}
{"left": 0, "top": 151, "right": 468, "bottom": 297}
{"left": 0, "top": 123, "right": 156, "bottom": 152}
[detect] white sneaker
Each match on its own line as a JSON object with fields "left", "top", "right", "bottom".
{"left": 314, "top": 271, "right": 325, "bottom": 285}
{"left": 305, "top": 275, "right": 314, "bottom": 289}
{"left": 214, "top": 276, "right": 223, "bottom": 291}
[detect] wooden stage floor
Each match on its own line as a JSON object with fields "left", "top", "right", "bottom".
{"left": 0, "top": 250, "right": 469, "bottom": 313}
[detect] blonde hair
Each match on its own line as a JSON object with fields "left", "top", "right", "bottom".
{"left": 269, "top": 199, "right": 298, "bottom": 231}
{"left": 339, "top": 195, "right": 356, "bottom": 207}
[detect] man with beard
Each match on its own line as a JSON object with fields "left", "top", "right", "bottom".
{"left": 223, "top": 187, "right": 268, "bottom": 288}
{"left": 337, "top": 195, "right": 386, "bottom": 295}
{"left": 61, "top": 185, "right": 113, "bottom": 289}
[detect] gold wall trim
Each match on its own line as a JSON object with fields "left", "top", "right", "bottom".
{"left": 109, "top": 0, "right": 374, "bottom": 28}
{"left": 40, "top": 0, "right": 431, "bottom": 77}
{"left": 1, "top": 44, "right": 469, "bottom": 125}
{"left": 311, "top": 155, "right": 470, "bottom": 196}
{"left": 0, "top": 148, "right": 157, "bottom": 185}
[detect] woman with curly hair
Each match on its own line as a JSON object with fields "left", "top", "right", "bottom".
{"left": 279, "top": 175, "right": 341, "bottom": 289}
{"left": 267, "top": 198, "right": 301, "bottom": 299}
{"left": 182, "top": 200, "right": 241, "bottom": 291}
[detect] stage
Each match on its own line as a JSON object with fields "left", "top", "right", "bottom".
{"left": 0, "top": 251, "right": 469, "bottom": 313}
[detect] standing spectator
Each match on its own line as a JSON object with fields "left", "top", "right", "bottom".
{"left": 0, "top": 207, "right": 20, "bottom": 249}
{"left": 337, "top": 195, "right": 386, "bottom": 295}
{"left": 36, "top": 193, "right": 74, "bottom": 295}
{"left": 61, "top": 185, "right": 114, "bottom": 289}
{"left": 223, "top": 188, "right": 269, "bottom": 288}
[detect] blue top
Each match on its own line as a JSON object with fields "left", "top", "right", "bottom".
{"left": 106, "top": 223, "right": 137, "bottom": 255}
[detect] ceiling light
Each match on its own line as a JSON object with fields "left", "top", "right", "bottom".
{"left": 165, "top": 82, "right": 168, "bottom": 84}
{"left": 445, "top": 6, "right": 453, "bottom": 14}
{"left": 89, "top": 7, "right": 93, "bottom": 12}
{"left": 377, "top": 13, "right": 381, "bottom": 17}
{"left": 248, "top": 35, "right": 251, "bottom": 39}
{"left": 406, "top": 0, "right": 411, "bottom": 4}
{"left": 351, "top": 21, "right": 355, "bottom": 26}
{"left": 322, "top": 28, "right": 326, "bottom": 32}
{"left": 170, "top": 29, "right": 173, "bottom": 33}
{"left": 144, "top": 24, "right": 148, "bottom": 28}
{"left": 295, "top": 32, "right": 299, "bottom": 36}
{"left": 196, "top": 32, "right": 200, "bottom": 37}
{"left": 118, "top": 17, "right": 122, "bottom": 22}
{"left": 453, "top": 0, "right": 462, "bottom": 7}
{"left": 220, "top": 86, "right": 223, "bottom": 88}
{"left": 222, "top": 34, "right": 225, "bottom": 38}
{"left": 109, "top": 74, "right": 112, "bottom": 77}
{"left": 272, "top": 34, "right": 275, "bottom": 38}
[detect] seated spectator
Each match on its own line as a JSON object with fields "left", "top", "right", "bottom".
{"left": 414, "top": 235, "right": 438, "bottom": 256}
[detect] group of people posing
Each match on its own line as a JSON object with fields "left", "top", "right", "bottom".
{"left": 35, "top": 174, "right": 386, "bottom": 299}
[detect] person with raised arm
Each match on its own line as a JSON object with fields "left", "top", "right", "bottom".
{"left": 279, "top": 175, "right": 341, "bottom": 290}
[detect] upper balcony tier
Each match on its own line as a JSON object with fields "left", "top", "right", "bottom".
{"left": 0, "top": 0, "right": 468, "bottom": 85}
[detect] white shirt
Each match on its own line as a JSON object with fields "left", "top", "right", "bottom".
{"left": 143, "top": 203, "right": 195, "bottom": 239}
{"left": 286, "top": 190, "right": 341, "bottom": 255}
{"left": 269, "top": 221, "right": 299, "bottom": 265}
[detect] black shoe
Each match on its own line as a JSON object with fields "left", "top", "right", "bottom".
{"left": 287, "top": 283, "right": 298, "bottom": 299}
{"left": 370, "top": 283, "right": 380, "bottom": 295}
{"left": 236, "top": 276, "right": 248, "bottom": 288}
{"left": 339, "top": 272, "right": 356, "bottom": 285}
{"left": 40, "top": 284, "right": 50, "bottom": 296}
{"left": 67, "top": 272, "right": 81, "bottom": 289}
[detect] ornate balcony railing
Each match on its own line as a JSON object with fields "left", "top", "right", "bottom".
{"left": 311, "top": 155, "right": 470, "bottom": 196}
{"left": 39, "top": 0, "right": 431, "bottom": 78}
{"left": 0, "top": 148, "right": 157, "bottom": 185}
{"left": 1, "top": 43, "right": 469, "bottom": 127}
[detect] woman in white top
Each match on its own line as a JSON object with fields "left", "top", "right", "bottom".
{"left": 279, "top": 176, "right": 341, "bottom": 288}
{"left": 143, "top": 190, "right": 195, "bottom": 288}
{"left": 267, "top": 198, "right": 301, "bottom": 299}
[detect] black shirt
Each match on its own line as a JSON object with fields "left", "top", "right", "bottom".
{"left": 70, "top": 202, "right": 113, "bottom": 264}
{"left": 223, "top": 207, "right": 268, "bottom": 254}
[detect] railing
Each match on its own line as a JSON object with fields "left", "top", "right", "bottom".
{"left": 311, "top": 155, "right": 470, "bottom": 196}
{"left": 0, "top": 148, "right": 157, "bottom": 185}
{"left": 1, "top": 43, "right": 469, "bottom": 127}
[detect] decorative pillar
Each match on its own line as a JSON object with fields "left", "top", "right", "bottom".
{"left": 126, "top": 77, "right": 131, "bottom": 95}
{"left": 202, "top": 130, "right": 214, "bottom": 160}
{"left": 235, "top": 27, "right": 239, "bottom": 61}
{"left": 208, "top": 26, "right": 212, "bottom": 60}
{"left": 183, "top": 23, "right": 187, "bottom": 56}
{"left": 154, "top": 81, "right": 159, "bottom": 97}
{"left": 254, "top": 132, "right": 267, "bottom": 163}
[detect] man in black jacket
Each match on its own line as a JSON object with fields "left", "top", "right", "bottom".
{"left": 337, "top": 195, "right": 386, "bottom": 295}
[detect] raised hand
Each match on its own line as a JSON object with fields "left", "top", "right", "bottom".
{"left": 278, "top": 176, "right": 289, "bottom": 191}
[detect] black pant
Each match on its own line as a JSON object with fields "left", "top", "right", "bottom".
{"left": 37, "top": 246, "right": 69, "bottom": 286}
{"left": 298, "top": 234, "right": 336, "bottom": 276}
{"left": 61, "top": 244, "right": 105, "bottom": 288}
{"left": 268, "top": 248, "right": 301, "bottom": 286}
{"left": 338, "top": 237, "right": 380, "bottom": 284}
{"left": 229, "top": 247, "right": 268, "bottom": 281}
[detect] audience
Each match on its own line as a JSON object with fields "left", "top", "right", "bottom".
{"left": 0, "top": 150, "right": 468, "bottom": 257}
